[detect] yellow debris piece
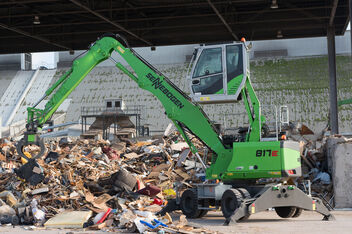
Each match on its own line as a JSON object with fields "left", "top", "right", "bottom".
{"left": 163, "top": 188, "right": 176, "bottom": 197}
{"left": 21, "top": 152, "right": 32, "bottom": 164}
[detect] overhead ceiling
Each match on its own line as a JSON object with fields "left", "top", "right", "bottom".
{"left": 0, "top": 0, "right": 349, "bottom": 53}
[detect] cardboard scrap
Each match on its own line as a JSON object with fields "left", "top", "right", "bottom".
{"left": 152, "top": 163, "right": 171, "bottom": 173}
{"left": 85, "top": 191, "right": 111, "bottom": 211}
{"left": 124, "top": 152, "right": 141, "bottom": 159}
{"left": 0, "top": 152, "right": 6, "bottom": 161}
{"left": 31, "top": 187, "right": 49, "bottom": 195}
{"left": 174, "top": 168, "right": 191, "bottom": 180}
{"left": 44, "top": 211, "right": 92, "bottom": 228}
{"left": 170, "top": 142, "right": 189, "bottom": 151}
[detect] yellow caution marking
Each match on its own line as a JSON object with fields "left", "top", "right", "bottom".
{"left": 117, "top": 46, "right": 125, "bottom": 54}
{"left": 268, "top": 171, "right": 281, "bottom": 175}
{"left": 200, "top": 97, "right": 210, "bottom": 101}
{"left": 251, "top": 203, "right": 255, "bottom": 214}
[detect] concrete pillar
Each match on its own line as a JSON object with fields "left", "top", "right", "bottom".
{"left": 350, "top": 0, "right": 352, "bottom": 54}
{"left": 20, "top": 53, "right": 32, "bottom": 70}
{"left": 327, "top": 26, "right": 339, "bottom": 134}
{"left": 327, "top": 137, "right": 352, "bottom": 208}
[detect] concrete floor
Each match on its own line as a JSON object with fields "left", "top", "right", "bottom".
{"left": 0, "top": 210, "right": 350, "bottom": 233}
{"left": 188, "top": 210, "right": 352, "bottom": 234}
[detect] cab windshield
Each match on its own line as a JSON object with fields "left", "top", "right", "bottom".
{"left": 192, "top": 47, "right": 222, "bottom": 78}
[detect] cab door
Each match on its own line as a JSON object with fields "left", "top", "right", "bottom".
{"left": 191, "top": 47, "right": 224, "bottom": 95}
{"left": 225, "top": 44, "right": 244, "bottom": 95}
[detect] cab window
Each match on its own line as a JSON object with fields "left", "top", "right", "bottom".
{"left": 193, "top": 47, "right": 222, "bottom": 78}
{"left": 226, "top": 45, "right": 243, "bottom": 82}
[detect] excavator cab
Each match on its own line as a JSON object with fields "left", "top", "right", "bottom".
{"left": 188, "top": 43, "right": 248, "bottom": 103}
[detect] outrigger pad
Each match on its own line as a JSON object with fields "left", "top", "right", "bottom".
{"left": 14, "top": 159, "right": 45, "bottom": 185}
{"left": 223, "top": 217, "right": 237, "bottom": 226}
{"left": 323, "top": 214, "right": 336, "bottom": 221}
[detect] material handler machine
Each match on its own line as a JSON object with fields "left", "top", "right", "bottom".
{"left": 16, "top": 34, "right": 333, "bottom": 224}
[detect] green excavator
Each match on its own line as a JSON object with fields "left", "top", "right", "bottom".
{"left": 15, "top": 34, "right": 333, "bottom": 223}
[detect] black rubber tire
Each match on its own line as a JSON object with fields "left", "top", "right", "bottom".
{"left": 197, "top": 199, "right": 209, "bottom": 218}
{"left": 236, "top": 188, "right": 250, "bottom": 199}
{"left": 236, "top": 188, "right": 251, "bottom": 220}
{"left": 16, "top": 138, "right": 46, "bottom": 160}
{"left": 180, "top": 189, "right": 201, "bottom": 219}
{"left": 292, "top": 208, "right": 303, "bottom": 218}
{"left": 275, "top": 206, "right": 297, "bottom": 218}
{"left": 221, "top": 189, "right": 242, "bottom": 218}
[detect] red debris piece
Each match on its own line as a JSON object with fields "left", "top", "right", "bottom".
{"left": 136, "top": 185, "right": 161, "bottom": 197}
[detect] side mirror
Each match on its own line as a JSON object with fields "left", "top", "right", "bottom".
{"left": 192, "top": 79, "right": 200, "bottom": 85}
{"left": 247, "top": 42, "right": 253, "bottom": 50}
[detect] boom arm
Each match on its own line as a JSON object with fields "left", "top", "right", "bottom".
{"left": 19, "top": 35, "right": 230, "bottom": 167}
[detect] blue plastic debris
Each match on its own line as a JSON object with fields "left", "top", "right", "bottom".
{"left": 140, "top": 218, "right": 168, "bottom": 229}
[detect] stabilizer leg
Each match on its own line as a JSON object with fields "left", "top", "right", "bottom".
{"left": 225, "top": 185, "right": 334, "bottom": 224}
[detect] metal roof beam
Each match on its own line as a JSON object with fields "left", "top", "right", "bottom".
{"left": 0, "top": 0, "right": 58, "bottom": 5}
{"left": 125, "top": 2, "right": 147, "bottom": 18}
{"left": 0, "top": 22, "right": 71, "bottom": 50}
{"left": 329, "top": 0, "right": 339, "bottom": 26}
{"left": 207, "top": 0, "right": 239, "bottom": 41}
{"left": 0, "top": 5, "right": 341, "bottom": 20}
{"left": 69, "top": 0, "right": 152, "bottom": 46}
{"left": 0, "top": 22, "right": 337, "bottom": 39}
{"left": 14, "top": 15, "right": 340, "bottom": 30}
{"left": 284, "top": 2, "right": 323, "bottom": 24}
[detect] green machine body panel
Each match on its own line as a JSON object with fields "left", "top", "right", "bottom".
{"left": 206, "top": 141, "right": 301, "bottom": 181}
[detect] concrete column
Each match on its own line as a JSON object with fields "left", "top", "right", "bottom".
{"left": 350, "top": 0, "right": 352, "bottom": 55}
{"left": 20, "top": 53, "right": 32, "bottom": 70}
{"left": 327, "top": 26, "right": 339, "bottom": 134}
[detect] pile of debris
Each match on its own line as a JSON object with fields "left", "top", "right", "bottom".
{"left": 298, "top": 132, "right": 352, "bottom": 209}
{"left": 0, "top": 120, "right": 345, "bottom": 232}
{"left": 0, "top": 132, "right": 215, "bottom": 233}
{"left": 288, "top": 123, "right": 335, "bottom": 209}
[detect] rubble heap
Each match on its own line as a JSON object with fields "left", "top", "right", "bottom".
{"left": 0, "top": 133, "right": 215, "bottom": 233}
{"left": 0, "top": 122, "right": 343, "bottom": 232}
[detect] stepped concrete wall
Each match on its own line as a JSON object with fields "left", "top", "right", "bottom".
{"left": 51, "top": 55, "right": 352, "bottom": 134}
{"left": 0, "top": 70, "right": 17, "bottom": 99}
{"left": 12, "top": 70, "right": 57, "bottom": 123}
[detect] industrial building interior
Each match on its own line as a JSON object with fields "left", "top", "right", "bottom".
{"left": 0, "top": 1, "right": 351, "bottom": 233}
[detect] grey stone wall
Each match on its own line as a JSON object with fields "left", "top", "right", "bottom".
{"left": 327, "top": 137, "right": 352, "bottom": 208}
